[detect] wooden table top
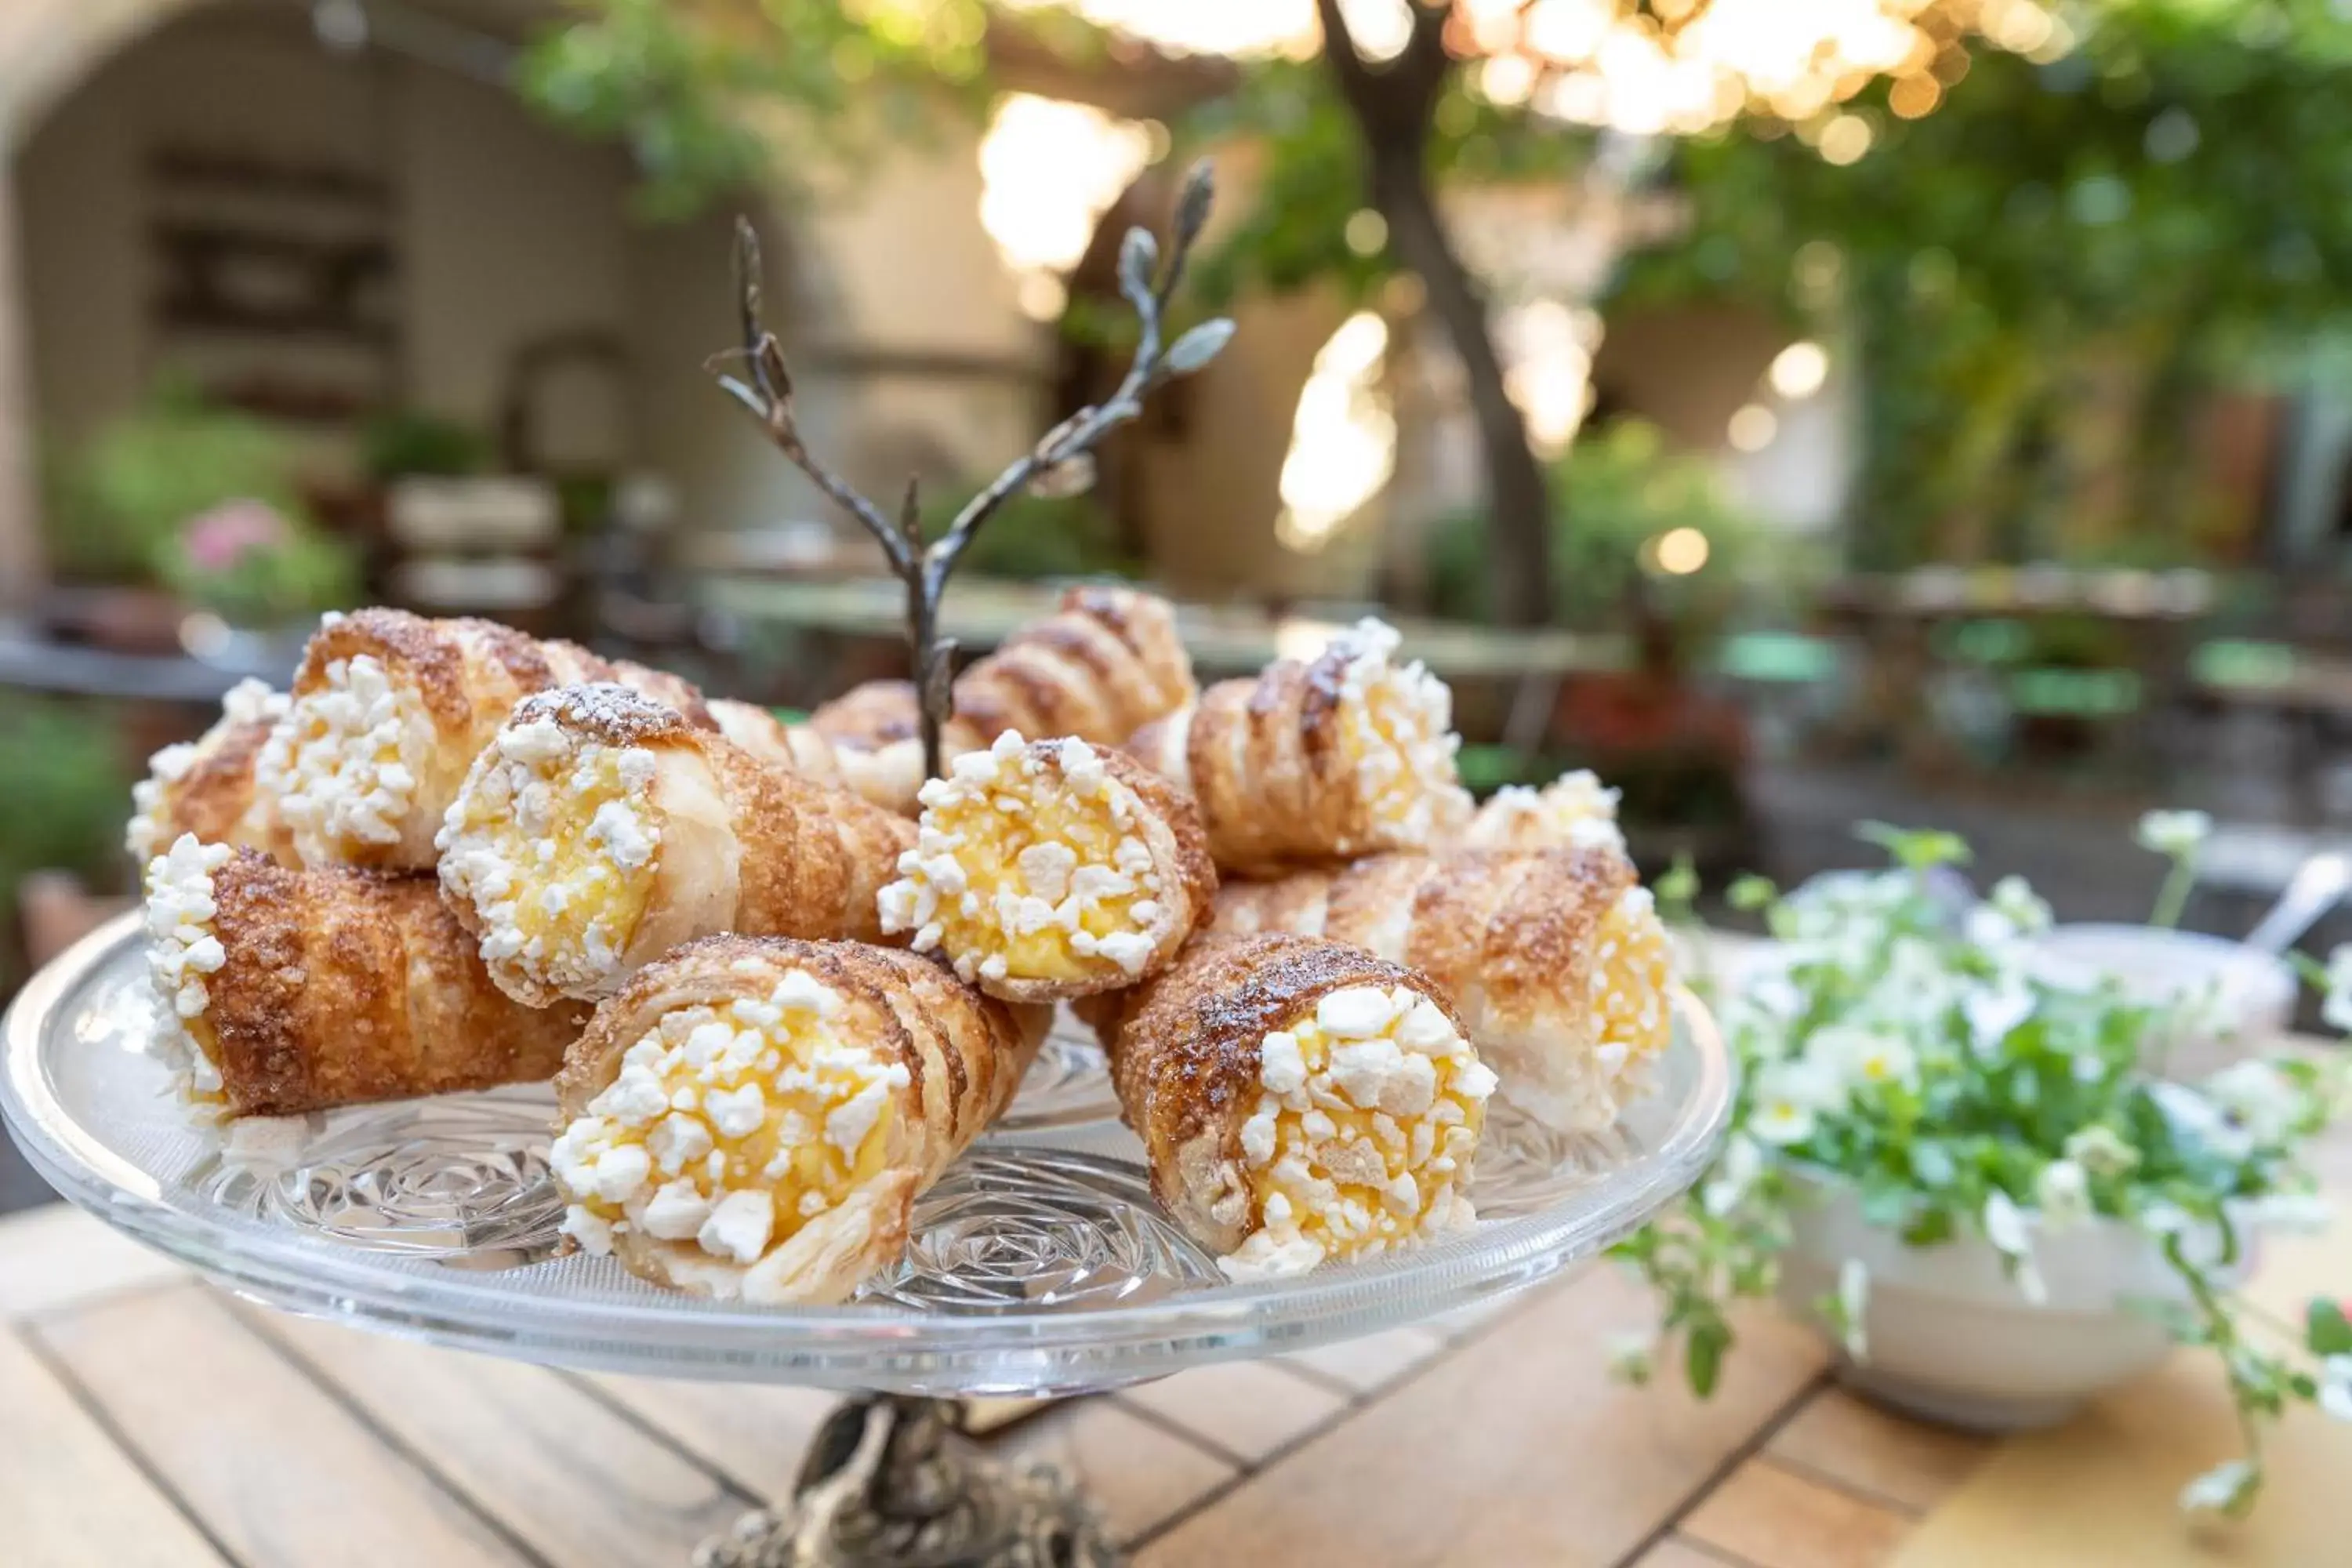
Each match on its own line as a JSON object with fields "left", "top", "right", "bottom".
{"left": 8, "top": 1091, "right": 2343, "bottom": 1567}
{"left": 1, "top": 1198, "right": 1973, "bottom": 1568}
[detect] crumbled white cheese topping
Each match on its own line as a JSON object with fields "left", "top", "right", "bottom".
{"left": 437, "top": 713, "right": 662, "bottom": 994}
{"left": 1463, "top": 769, "right": 1627, "bottom": 855}
{"left": 554, "top": 970, "right": 911, "bottom": 1272}
{"left": 1218, "top": 982, "right": 1491, "bottom": 1283}
{"left": 880, "top": 731, "right": 1165, "bottom": 984}
{"left": 141, "top": 834, "right": 235, "bottom": 1105}
{"left": 263, "top": 655, "right": 430, "bottom": 858}
{"left": 1323, "top": 619, "right": 1471, "bottom": 848}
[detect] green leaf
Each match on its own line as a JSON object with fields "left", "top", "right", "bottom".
{"left": 2310, "top": 1298, "right": 2352, "bottom": 1356}
{"left": 1685, "top": 1319, "right": 1731, "bottom": 1398}
{"left": 1856, "top": 822, "right": 1973, "bottom": 871}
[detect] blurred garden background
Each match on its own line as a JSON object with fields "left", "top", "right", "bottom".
{"left": 5, "top": 0, "right": 2352, "bottom": 1202}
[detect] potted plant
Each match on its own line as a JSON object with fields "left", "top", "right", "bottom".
{"left": 43, "top": 382, "right": 318, "bottom": 651}
{"left": 158, "top": 497, "right": 358, "bottom": 666}
{"left": 1621, "top": 825, "right": 2352, "bottom": 1517}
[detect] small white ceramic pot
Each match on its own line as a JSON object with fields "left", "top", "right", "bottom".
{"left": 2026, "top": 924, "right": 2295, "bottom": 1080}
{"left": 1775, "top": 1173, "right": 2246, "bottom": 1433}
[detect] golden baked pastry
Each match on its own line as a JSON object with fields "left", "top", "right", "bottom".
{"left": 140, "top": 836, "right": 584, "bottom": 1120}
{"left": 127, "top": 679, "right": 296, "bottom": 863}
{"left": 550, "top": 935, "right": 1047, "bottom": 1304}
{"left": 1210, "top": 848, "right": 1672, "bottom": 1134}
{"left": 1127, "top": 619, "right": 1471, "bottom": 875}
{"left": 259, "top": 609, "right": 709, "bottom": 870}
{"left": 1093, "top": 932, "right": 1495, "bottom": 1281}
{"left": 877, "top": 732, "right": 1214, "bottom": 1002}
{"left": 708, "top": 698, "right": 925, "bottom": 818}
{"left": 437, "top": 684, "right": 914, "bottom": 1007}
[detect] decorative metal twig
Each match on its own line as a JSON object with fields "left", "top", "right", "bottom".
{"left": 710, "top": 160, "right": 1235, "bottom": 779}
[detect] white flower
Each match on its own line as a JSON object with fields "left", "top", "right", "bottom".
{"left": 1607, "top": 1331, "right": 1655, "bottom": 1383}
{"left": 2148, "top": 1080, "right": 2253, "bottom": 1163}
{"left": 1837, "top": 1258, "right": 1870, "bottom": 1363}
{"left": 1962, "top": 971, "right": 2035, "bottom": 1053}
{"left": 2063, "top": 1124, "right": 2140, "bottom": 1178}
{"left": 2324, "top": 945, "right": 2352, "bottom": 1036}
{"left": 2034, "top": 1159, "right": 2092, "bottom": 1231}
{"left": 1987, "top": 874, "right": 2052, "bottom": 935}
{"left": 1809, "top": 1025, "right": 1919, "bottom": 1094}
{"left": 2204, "top": 1061, "right": 2303, "bottom": 1149}
{"left": 2137, "top": 808, "right": 2212, "bottom": 859}
{"left": 1982, "top": 1190, "right": 2046, "bottom": 1304}
{"left": 2179, "top": 1458, "right": 2254, "bottom": 1514}
{"left": 2321, "top": 1356, "right": 2352, "bottom": 1424}
{"left": 1750, "top": 1058, "right": 1840, "bottom": 1146}
{"left": 1703, "top": 1134, "right": 1763, "bottom": 1217}
{"left": 2244, "top": 1192, "right": 2332, "bottom": 1236}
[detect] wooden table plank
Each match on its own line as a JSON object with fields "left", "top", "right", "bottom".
{"left": 1682, "top": 1456, "right": 1911, "bottom": 1568}
{"left": 247, "top": 1307, "right": 748, "bottom": 1566}
{"left": 576, "top": 1374, "right": 839, "bottom": 1501}
{"left": 1766, "top": 1388, "right": 1991, "bottom": 1515}
{"left": 34, "top": 1287, "right": 535, "bottom": 1568}
{"left": 0, "top": 1327, "right": 230, "bottom": 1568}
{"left": 987, "top": 1397, "right": 1238, "bottom": 1546}
{"left": 0, "top": 1205, "right": 185, "bottom": 1321}
{"left": 1629, "top": 1540, "right": 1759, "bottom": 1568}
{"left": 1278, "top": 1326, "right": 1452, "bottom": 1396}
{"left": 1115, "top": 1360, "right": 1352, "bottom": 1463}
{"left": 1135, "top": 1266, "right": 1827, "bottom": 1568}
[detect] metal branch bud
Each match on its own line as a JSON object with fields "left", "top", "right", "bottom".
{"left": 709, "top": 165, "right": 1236, "bottom": 781}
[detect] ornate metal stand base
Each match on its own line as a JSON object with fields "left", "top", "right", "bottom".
{"left": 691, "top": 1396, "right": 1121, "bottom": 1567}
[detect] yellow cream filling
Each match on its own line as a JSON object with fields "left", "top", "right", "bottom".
{"left": 1592, "top": 887, "right": 1672, "bottom": 1083}
{"left": 1222, "top": 982, "right": 1496, "bottom": 1282}
{"left": 439, "top": 723, "right": 660, "bottom": 991}
{"left": 552, "top": 969, "right": 909, "bottom": 1268}
{"left": 879, "top": 733, "right": 1161, "bottom": 986}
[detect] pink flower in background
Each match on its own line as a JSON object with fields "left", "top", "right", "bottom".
{"left": 182, "top": 499, "right": 289, "bottom": 571}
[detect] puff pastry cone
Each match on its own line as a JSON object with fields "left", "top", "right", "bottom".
{"left": 259, "top": 608, "right": 712, "bottom": 871}
{"left": 806, "top": 585, "right": 1196, "bottom": 756}
{"left": 140, "top": 836, "right": 586, "bottom": 1121}
{"left": 1126, "top": 618, "right": 1472, "bottom": 876}
{"left": 127, "top": 679, "right": 296, "bottom": 862}
{"left": 1209, "top": 848, "right": 1674, "bottom": 1134}
{"left": 1091, "top": 932, "right": 1497, "bottom": 1282}
{"left": 437, "top": 684, "right": 916, "bottom": 1007}
{"left": 708, "top": 699, "right": 926, "bottom": 818}
{"left": 1455, "top": 768, "right": 1628, "bottom": 857}
{"left": 549, "top": 935, "right": 1048, "bottom": 1305}
{"left": 875, "top": 731, "right": 1216, "bottom": 1002}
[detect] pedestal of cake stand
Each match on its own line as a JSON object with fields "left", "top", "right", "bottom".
{"left": 691, "top": 1394, "right": 1117, "bottom": 1567}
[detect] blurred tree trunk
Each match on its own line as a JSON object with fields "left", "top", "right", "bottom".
{"left": 1316, "top": 0, "right": 1555, "bottom": 626}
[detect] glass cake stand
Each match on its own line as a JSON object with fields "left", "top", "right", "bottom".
{"left": 3, "top": 913, "right": 1733, "bottom": 1565}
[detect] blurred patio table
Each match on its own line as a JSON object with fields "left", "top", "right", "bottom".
{"left": 692, "top": 573, "right": 1627, "bottom": 684}
{"left": 5, "top": 1088, "right": 2343, "bottom": 1567}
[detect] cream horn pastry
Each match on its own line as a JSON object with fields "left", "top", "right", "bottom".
{"left": 437, "top": 684, "right": 916, "bottom": 1007}
{"left": 1457, "top": 768, "right": 1627, "bottom": 856}
{"left": 709, "top": 698, "right": 925, "bottom": 818}
{"left": 1126, "top": 618, "right": 1471, "bottom": 876}
{"left": 259, "top": 608, "right": 712, "bottom": 870}
{"left": 550, "top": 935, "right": 1047, "bottom": 1305}
{"left": 140, "top": 837, "right": 586, "bottom": 1120}
{"left": 946, "top": 584, "right": 1195, "bottom": 750}
{"left": 805, "top": 586, "right": 1195, "bottom": 756}
{"left": 127, "top": 679, "right": 295, "bottom": 862}
{"left": 1210, "top": 848, "right": 1671, "bottom": 1133}
{"left": 876, "top": 731, "right": 1215, "bottom": 1002}
{"left": 1093, "top": 932, "right": 1495, "bottom": 1282}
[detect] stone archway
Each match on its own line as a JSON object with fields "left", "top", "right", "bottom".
{"left": 0, "top": 0, "right": 215, "bottom": 604}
